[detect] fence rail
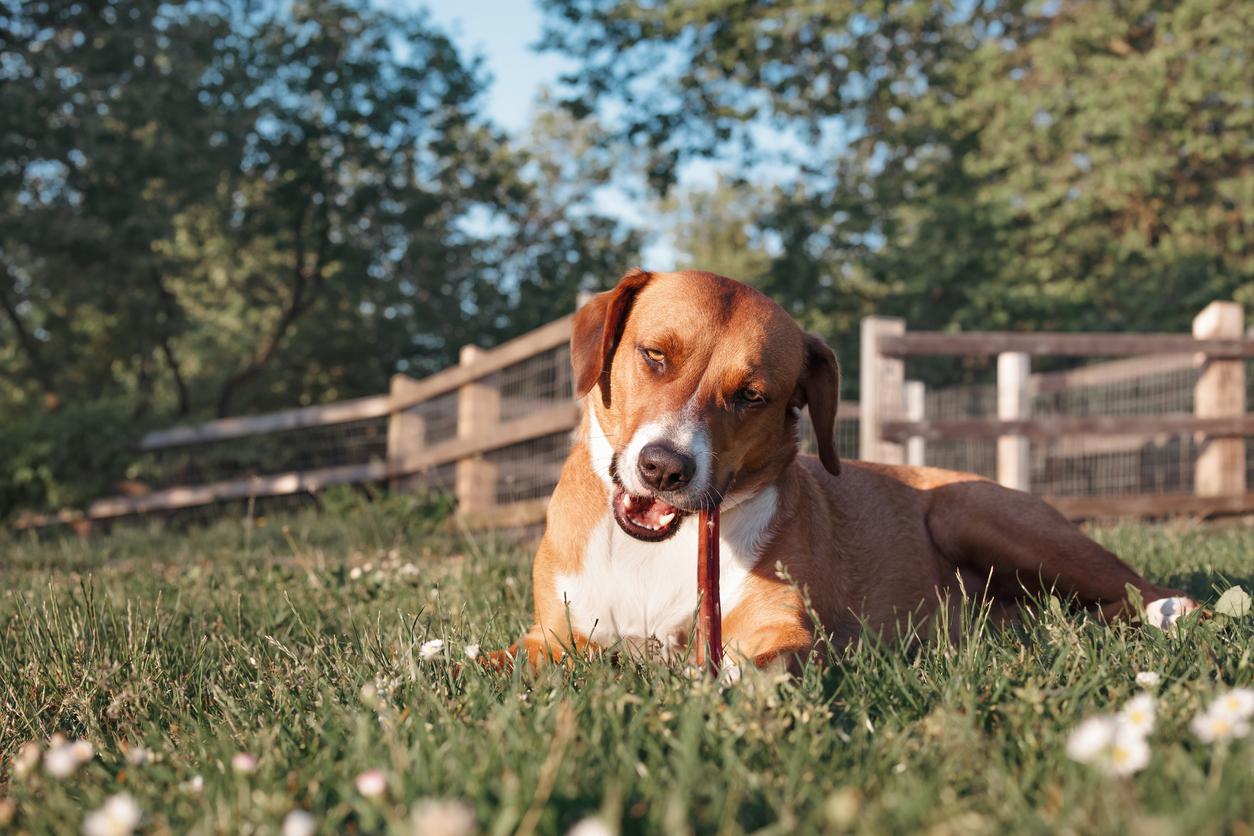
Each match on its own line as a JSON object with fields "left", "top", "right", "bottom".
{"left": 14, "top": 298, "right": 1254, "bottom": 532}
{"left": 862, "top": 300, "right": 1250, "bottom": 518}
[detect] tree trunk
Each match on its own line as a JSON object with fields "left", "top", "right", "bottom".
{"left": 214, "top": 208, "right": 329, "bottom": 417}
{"left": 0, "top": 262, "right": 58, "bottom": 406}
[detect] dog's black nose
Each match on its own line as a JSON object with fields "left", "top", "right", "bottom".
{"left": 637, "top": 443, "right": 695, "bottom": 492}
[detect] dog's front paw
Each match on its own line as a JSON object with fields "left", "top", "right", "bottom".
{"left": 1144, "top": 596, "right": 1202, "bottom": 630}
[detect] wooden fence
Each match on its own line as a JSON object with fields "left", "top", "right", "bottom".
{"left": 860, "top": 301, "right": 1253, "bottom": 519}
{"left": 14, "top": 299, "right": 1254, "bottom": 532}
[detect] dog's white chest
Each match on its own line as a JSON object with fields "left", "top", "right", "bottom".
{"left": 553, "top": 488, "right": 777, "bottom": 652}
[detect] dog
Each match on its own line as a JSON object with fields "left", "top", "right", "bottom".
{"left": 491, "top": 269, "right": 1195, "bottom": 672}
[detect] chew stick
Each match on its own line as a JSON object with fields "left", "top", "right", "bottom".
{"left": 697, "top": 506, "right": 722, "bottom": 676}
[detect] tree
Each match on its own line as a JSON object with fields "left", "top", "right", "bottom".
{"left": 1, "top": 0, "right": 644, "bottom": 421}
{"left": 539, "top": 0, "right": 1254, "bottom": 390}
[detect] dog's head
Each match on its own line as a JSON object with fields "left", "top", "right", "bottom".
{"left": 572, "top": 268, "right": 840, "bottom": 542}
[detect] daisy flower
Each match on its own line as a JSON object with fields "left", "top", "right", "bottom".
{"left": 44, "top": 743, "right": 82, "bottom": 778}
{"left": 567, "top": 817, "right": 614, "bottom": 836}
{"left": 1134, "top": 671, "right": 1161, "bottom": 689}
{"left": 355, "top": 768, "right": 387, "bottom": 798}
{"left": 463, "top": 643, "right": 481, "bottom": 661}
{"left": 281, "top": 809, "right": 317, "bottom": 836}
{"left": 410, "top": 799, "right": 476, "bottom": 836}
{"left": 1065, "top": 715, "right": 1151, "bottom": 776}
{"left": 1191, "top": 710, "right": 1250, "bottom": 744}
{"left": 81, "top": 793, "right": 141, "bottom": 836}
{"left": 1191, "top": 688, "right": 1254, "bottom": 744}
{"left": 1118, "top": 694, "right": 1156, "bottom": 736}
{"left": 231, "top": 752, "right": 259, "bottom": 774}
{"left": 12, "top": 741, "right": 41, "bottom": 779}
{"left": 419, "top": 639, "right": 445, "bottom": 661}
{"left": 1210, "top": 688, "right": 1254, "bottom": 720}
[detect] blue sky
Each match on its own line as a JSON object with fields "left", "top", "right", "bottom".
{"left": 411, "top": 0, "right": 570, "bottom": 135}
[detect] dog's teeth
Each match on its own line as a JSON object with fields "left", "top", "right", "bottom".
{"left": 659, "top": 512, "right": 676, "bottom": 525}
{"left": 623, "top": 494, "right": 635, "bottom": 508}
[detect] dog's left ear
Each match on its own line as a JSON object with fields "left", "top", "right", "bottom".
{"left": 796, "top": 333, "right": 841, "bottom": 476}
{"left": 571, "top": 268, "right": 653, "bottom": 408}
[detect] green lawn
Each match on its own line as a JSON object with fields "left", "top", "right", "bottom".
{"left": 1, "top": 498, "right": 1252, "bottom": 835}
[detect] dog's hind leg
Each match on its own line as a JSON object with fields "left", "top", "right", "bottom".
{"left": 924, "top": 478, "right": 1190, "bottom": 620}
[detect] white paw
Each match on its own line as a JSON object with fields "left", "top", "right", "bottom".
{"left": 1145, "top": 596, "right": 1200, "bottom": 630}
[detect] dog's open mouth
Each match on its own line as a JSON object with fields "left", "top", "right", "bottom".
{"left": 612, "top": 487, "right": 686, "bottom": 541}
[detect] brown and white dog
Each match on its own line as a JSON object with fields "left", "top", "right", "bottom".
{"left": 494, "top": 269, "right": 1194, "bottom": 672}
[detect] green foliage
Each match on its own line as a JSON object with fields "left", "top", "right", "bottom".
{"left": 1, "top": 518, "right": 1253, "bottom": 831}
{"left": 542, "top": 0, "right": 1254, "bottom": 394}
{"left": 0, "top": 400, "right": 151, "bottom": 523}
{"left": 0, "top": 0, "right": 640, "bottom": 420}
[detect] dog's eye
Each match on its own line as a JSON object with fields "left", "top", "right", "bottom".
{"left": 640, "top": 347, "right": 666, "bottom": 369}
{"left": 737, "top": 387, "right": 766, "bottom": 405}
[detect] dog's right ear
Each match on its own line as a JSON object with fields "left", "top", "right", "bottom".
{"left": 572, "top": 268, "right": 653, "bottom": 408}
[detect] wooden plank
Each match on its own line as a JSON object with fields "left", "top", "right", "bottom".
{"left": 996, "top": 352, "right": 1031, "bottom": 491}
{"left": 1046, "top": 492, "right": 1254, "bottom": 520}
{"left": 13, "top": 508, "right": 87, "bottom": 530}
{"left": 389, "top": 315, "right": 574, "bottom": 412}
{"left": 1031, "top": 354, "right": 1195, "bottom": 394}
{"left": 396, "top": 402, "right": 580, "bottom": 475}
{"left": 138, "top": 316, "right": 574, "bottom": 451}
{"left": 904, "top": 382, "right": 926, "bottom": 467}
{"left": 881, "top": 414, "right": 1254, "bottom": 443}
{"left": 880, "top": 332, "right": 1254, "bottom": 359}
{"left": 859, "top": 317, "right": 906, "bottom": 464}
{"left": 387, "top": 374, "right": 427, "bottom": 489}
{"left": 455, "top": 345, "right": 501, "bottom": 515}
{"left": 1193, "top": 302, "right": 1246, "bottom": 497}
{"left": 140, "top": 394, "right": 393, "bottom": 450}
{"left": 85, "top": 461, "right": 392, "bottom": 519}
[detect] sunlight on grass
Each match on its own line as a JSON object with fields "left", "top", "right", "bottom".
{"left": 1, "top": 510, "right": 1252, "bottom": 833}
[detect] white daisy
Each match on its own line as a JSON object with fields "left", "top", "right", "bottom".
{"left": 463, "top": 643, "right": 481, "bottom": 661}
{"left": 567, "top": 816, "right": 614, "bottom": 836}
{"left": 12, "top": 741, "right": 41, "bottom": 779}
{"left": 1105, "top": 726, "right": 1151, "bottom": 777}
{"left": 409, "top": 799, "right": 476, "bottom": 836}
{"left": 1118, "top": 694, "right": 1156, "bottom": 736}
{"left": 1192, "top": 709, "right": 1252, "bottom": 743}
{"left": 1066, "top": 715, "right": 1151, "bottom": 776}
{"left": 231, "top": 752, "right": 259, "bottom": 774}
{"left": 124, "top": 746, "right": 150, "bottom": 766}
{"left": 419, "top": 639, "right": 445, "bottom": 661}
{"left": 44, "top": 743, "right": 81, "bottom": 778}
{"left": 282, "top": 809, "right": 317, "bottom": 836}
{"left": 1134, "top": 671, "right": 1161, "bottom": 689}
{"left": 81, "top": 793, "right": 141, "bottom": 836}
{"left": 1210, "top": 688, "right": 1254, "bottom": 720}
{"left": 1066, "top": 716, "right": 1117, "bottom": 764}
{"left": 355, "top": 768, "right": 387, "bottom": 798}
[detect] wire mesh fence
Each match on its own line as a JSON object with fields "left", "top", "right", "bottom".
{"left": 889, "top": 356, "right": 1224, "bottom": 497}
{"left": 21, "top": 307, "right": 1254, "bottom": 535}
{"left": 129, "top": 415, "right": 390, "bottom": 491}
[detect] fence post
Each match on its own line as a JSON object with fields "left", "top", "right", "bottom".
{"left": 904, "top": 380, "right": 926, "bottom": 467}
{"left": 859, "top": 317, "right": 906, "bottom": 464}
{"left": 997, "top": 352, "right": 1031, "bottom": 492}
{"left": 1193, "top": 302, "right": 1246, "bottom": 498}
{"left": 387, "top": 373, "right": 426, "bottom": 488}
{"left": 455, "top": 345, "right": 501, "bottom": 515}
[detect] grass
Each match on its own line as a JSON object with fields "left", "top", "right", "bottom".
{"left": 1, "top": 496, "right": 1253, "bottom": 835}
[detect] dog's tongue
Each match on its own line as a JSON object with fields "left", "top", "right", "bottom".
{"left": 619, "top": 492, "right": 680, "bottom": 531}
